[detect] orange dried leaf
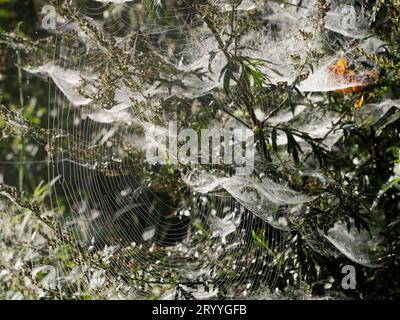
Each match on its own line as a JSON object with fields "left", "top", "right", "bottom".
{"left": 328, "top": 57, "right": 376, "bottom": 95}
{"left": 354, "top": 95, "right": 365, "bottom": 109}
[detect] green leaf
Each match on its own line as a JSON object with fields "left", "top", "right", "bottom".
{"left": 223, "top": 67, "right": 233, "bottom": 95}
{"left": 208, "top": 50, "right": 218, "bottom": 72}
{"left": 251, "top": 230, "right": 274, "bottom": 255}
{"left": 144, "top": 0, "right": 167, "bottom": 19}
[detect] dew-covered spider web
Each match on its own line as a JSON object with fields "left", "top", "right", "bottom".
{"left": 22, "top": 0, "right": 391, "bottom": 299}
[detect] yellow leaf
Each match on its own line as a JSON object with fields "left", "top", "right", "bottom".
{"left": 354, "top": 95, "right": 365, "bottom": 109}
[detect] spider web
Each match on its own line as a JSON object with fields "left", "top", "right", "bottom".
{"left": 22, "top": 0, "right": 386, "bottom": 299}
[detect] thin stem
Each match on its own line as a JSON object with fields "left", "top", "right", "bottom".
{"left": 17, "top": 49, "right": 25, "bottom": 193}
